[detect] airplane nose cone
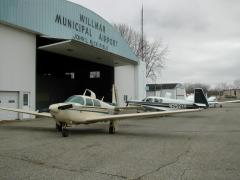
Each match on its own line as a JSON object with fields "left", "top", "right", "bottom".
{"left": 49, "top": 104, "right": 59, "bottom": 113}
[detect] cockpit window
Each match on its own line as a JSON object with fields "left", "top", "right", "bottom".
{"left": 146, "top": 98, "right": 153, "bottom": 102}
{"left": 65, "top": 96, "right": 84, "bottom": 105}
{"left": 93, "top": 99, "right": 101, "bottom": 107}
{"left": 86, "top": 98, "right": 93, "bottom": 106}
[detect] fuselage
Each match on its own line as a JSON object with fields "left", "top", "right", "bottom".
{"left": 128, "top": 96, "right": 197, "bottom": 109}
{"left": 49, "top": 95, "right": 115, "bottom": 124}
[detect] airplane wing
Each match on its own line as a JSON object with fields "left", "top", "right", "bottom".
{"left": 115, "top": 106, "right": 145, "bottom": 112}
{"left": 140, "top": 105, "right": 171, "bottom": 111}
{"left": 209, "top": 100, "right": 240, "bottom": 105}
{"left": 78, "top": 108, "right": 202, "bottom": 124}
{"left": 0, "top": 107, "right": 52, "bottom": 118}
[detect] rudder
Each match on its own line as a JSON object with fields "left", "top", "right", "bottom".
{"left": 194, "top": 88, "right": 209, "bottom": 108}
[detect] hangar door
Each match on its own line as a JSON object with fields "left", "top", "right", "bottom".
{"left": 0, "top": 91, "right": 19, "bottom": 120}
{"left": 36, "top": 50, "right": 114, "bottom": 110}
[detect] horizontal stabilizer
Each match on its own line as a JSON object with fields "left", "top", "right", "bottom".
{"left": 194, "top": 103, "right": 207, "bottom": 108}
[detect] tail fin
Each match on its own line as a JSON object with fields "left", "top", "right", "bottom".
{"left": 194, "top": 88, "right": 209, "bottom": 108}
{"left": 112, "top": 84, "right": 118, "bottom": 106}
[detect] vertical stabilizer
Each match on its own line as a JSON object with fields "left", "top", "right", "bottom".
{"left": 194, "top": 88, "right": 209, "bottom": 108}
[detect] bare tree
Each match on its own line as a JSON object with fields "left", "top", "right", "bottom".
{"left": 216, "top": 82, "right": 229, "bottom": 91}
{"left": 114, "top": 24, "right": 167, "bottom": 81}
{"left": 214, "top": 82, "right": 231, "bottom": 97}
{"left": 184, "top": 83, "right": 210, "bottom": 94}
{"left": 234, "top": 79, "right": 240, "bottom": 89}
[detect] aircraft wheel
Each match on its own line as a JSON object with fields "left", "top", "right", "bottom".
{"left": 62, "top": 128, "right": 69, "bottom": 137}
{"left": 109, "top": 121, "right": 115, "bottom": 134}
{"left": 109, "top": 126, "right": 115, "bottom": 134}
{"left": 56, "top": 123, "right": 62, "bottom": 132}
{"left": 61, "top": 124, "right": 69, "bottom": 137}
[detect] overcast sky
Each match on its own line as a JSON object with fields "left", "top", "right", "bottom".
{"left": 69, "top": 0, "right": 240, "bottom": 87}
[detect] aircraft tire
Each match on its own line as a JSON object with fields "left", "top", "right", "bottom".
{"left": 62, "top": 128, "right": 69, "bottom": 137}
{"left": 56, "top": 123, "right": 62, "bottom": 132}
{"left": 109, "top": 126, "right": 115, "bottom": 134}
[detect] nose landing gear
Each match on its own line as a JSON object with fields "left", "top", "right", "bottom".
{"left": 56, "top": 122, "right": 69, "bottom": 137}
{"left": 56, "top": 123, "right": 62, "bottom": 132}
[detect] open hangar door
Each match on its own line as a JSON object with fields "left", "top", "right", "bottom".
{"left": 36, "top": 37, "right": 114, "bottom": 110}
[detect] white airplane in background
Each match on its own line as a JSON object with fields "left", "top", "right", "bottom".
{"left": 0, "top": 89, "right": 201, "bottom": 137}
{"left": 187, "top": 94, "right": 240, "bottom": 108}
{"left": 207, "top": 96, "right": 240, "bottom": 108}
{"left": 127, "top": 88, "right": 209, "bottom": 111}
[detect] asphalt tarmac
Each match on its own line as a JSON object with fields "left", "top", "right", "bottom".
{"left": 0, "top": 103, "right": 240, "bottom": 180}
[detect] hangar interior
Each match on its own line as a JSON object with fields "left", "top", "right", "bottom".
{"left": 36, "top": 37, "right": 114, "bottom": 110}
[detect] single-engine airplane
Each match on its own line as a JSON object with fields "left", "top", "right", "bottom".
{"left": 0, "top": 89, "right": 201, "bottom": 137}
{"left": 127, "top": 88, "right": 209, "bottom": 111}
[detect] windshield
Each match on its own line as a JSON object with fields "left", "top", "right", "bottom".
{"left": 64, "top": 95, "right": 84, "bottom": 105}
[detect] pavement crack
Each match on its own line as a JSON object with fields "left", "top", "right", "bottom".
{"left": 180, "top": 168, "right": 190, "bottom": 180}
{"left": 80, "top": 143, "right": 100, "bottom": 151}
{"left": 0, "top": 154, "right": 45, "bottom": 166}
{"left": 0, "top": 154, "right": 127, "bottom": 179}
{"left": 132, "top": 137, "right": 193, "bottom": 180}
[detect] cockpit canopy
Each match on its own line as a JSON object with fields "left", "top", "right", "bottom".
{"left": 65, "top": 95, "right": 101, "bottom": 107}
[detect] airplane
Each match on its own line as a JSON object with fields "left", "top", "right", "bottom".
{"left": 126, "top": 88, "right": 209, "bottom": 111}
{"left": 187, "top": 94, "right": 240, "bottom": 108}
{"left": 0, "top": 89, "right": 201, "bottom": 137}
{"left": 207, "top": 96, "right": 240, "bottom": 108}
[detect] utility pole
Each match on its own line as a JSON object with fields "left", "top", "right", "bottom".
{"left": 141, "top": 3, "right": 144, "bottom": 62}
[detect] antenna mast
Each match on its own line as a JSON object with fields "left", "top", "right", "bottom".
{"left": 141, "top": 3, "right": 144, "bottom": 62}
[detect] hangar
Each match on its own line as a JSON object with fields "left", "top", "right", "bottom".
{"left": 146, "top": 83, "right": 186, "bottom": 100}
{"left": 0, "top": 0, "right": 146, "bottom": 120}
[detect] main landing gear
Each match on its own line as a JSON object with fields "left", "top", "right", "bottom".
{"left": 56, "top": 121, "right": 116, "bottom": 137}
{"left": 109, "top": 121, "right": 116, "bottom": 134}
{"left": 56, "top": 122, "right": 69, "bottom": 137}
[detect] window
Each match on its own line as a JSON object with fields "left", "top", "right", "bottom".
{"left": 23, "top": 94, "right": 28, "bottom": 106}
{"left": 86, "top": 98, "right": 93, "bottom": 106}
{"left": 65, "top": 96, "right": 84, "bottom": 105}
{"left": 90, "top": 71, "right": 100, "bottom": 78}
{"left": 93, "top": 99, "right": 101, "bottom": 107}
{"left": 65, "top": 72, "right": 75, "bottom": 79}
{"left": 146, "top": 98, "right": 153, "bottom": 102}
